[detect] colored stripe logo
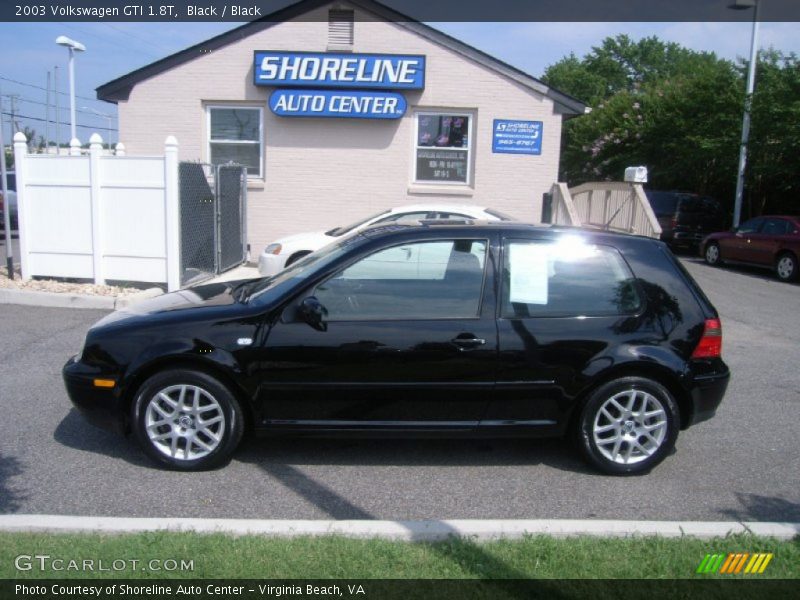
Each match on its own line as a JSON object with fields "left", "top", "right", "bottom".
{"left": 696, "top": 553, "right": 773, "bottom": 574}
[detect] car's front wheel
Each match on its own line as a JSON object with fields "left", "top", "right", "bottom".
{"left": 577, "top": 377, "right": 679, "bottom": 475}
{"left": 132, "top": 369, "right": 243, "bottom": 471}
{"left": 704, "top": 242, "right": 722, "bottom": 266}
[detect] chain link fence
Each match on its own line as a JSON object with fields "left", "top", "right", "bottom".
{"left": 179, "top": 162, "right": 247, "bottom": 286}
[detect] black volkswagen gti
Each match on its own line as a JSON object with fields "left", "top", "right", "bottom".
{"left": 63, "top": 221, "right": 730, "bottom": 475}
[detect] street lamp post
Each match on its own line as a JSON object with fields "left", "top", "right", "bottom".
{"left": 730, "top": 0, "right": 760, "bottom": 228}
{"left": 55, "top": 36, "right": 85, "bottom": 144}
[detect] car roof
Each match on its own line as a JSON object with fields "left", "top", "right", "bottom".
{"left": 358, "top": 219, "right": 659, "bottom": 246}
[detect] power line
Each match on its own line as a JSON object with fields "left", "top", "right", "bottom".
{"left": 1, "top": 94, "right": 115, "bottom": 119}
{"left": 0, "top": 75, "right": 100, "bottom": 103}
{"left": 1, "top": 111, "right": 117, "bottom": 132}
{"left": 102, "top": 23, "right": 174, "bottom": 54}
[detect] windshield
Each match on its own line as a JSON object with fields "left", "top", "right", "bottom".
{"left": 244, "top": 234, "right": 366, "bottom": 303}
{"left": 326, "top": 210, "right": 391, "bottom": 237}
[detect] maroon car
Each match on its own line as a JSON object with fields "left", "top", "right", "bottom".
{"left": 701, "top": 215, "right": 800, "bottom": 282}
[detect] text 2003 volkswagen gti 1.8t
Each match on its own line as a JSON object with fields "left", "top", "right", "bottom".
{"left": 63, "top": 222, "right": 730, "bottom": 475}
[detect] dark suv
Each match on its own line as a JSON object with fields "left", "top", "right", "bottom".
{"left": 645, "top": 190, "right": 725, "bottom": 251}
{"left": 63, "top": 222, "right": 730, "bottom": 475}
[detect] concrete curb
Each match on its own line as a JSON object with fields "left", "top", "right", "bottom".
{"left": 0, "top": 287, "right": 163, "bottom": 310}
{"left": 0, "top": 516, "right": 797, "bottom": 540}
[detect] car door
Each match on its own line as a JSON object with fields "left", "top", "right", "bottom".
{"left": 723, "top": 217, "right": 763, "bottom": 262}
{"left": 747, "top": 218, "right": 790, "bottom": 266}
{"left": 256, "top": 235, "right": 498, "bottom": 428}
{"left": 487, "top": 235, "right": 644, "bottom": 427}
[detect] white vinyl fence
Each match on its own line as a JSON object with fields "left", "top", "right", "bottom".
{"left": 13, "top": 132, "right": 181, "bottom": 291}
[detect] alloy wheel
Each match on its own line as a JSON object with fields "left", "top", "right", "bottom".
{"left": 592, "top": 389, "right": 668, "bottom": 465}
{"left": 145, "top": 384, "right": 226, "bottom": 461}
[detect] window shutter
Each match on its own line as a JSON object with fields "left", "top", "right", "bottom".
{"left": 328, "top": 9, "right": 354, "bottom": 49}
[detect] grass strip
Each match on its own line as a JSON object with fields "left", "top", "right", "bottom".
{"left": 1, "top": 531, "right": 797, "bottom": 579}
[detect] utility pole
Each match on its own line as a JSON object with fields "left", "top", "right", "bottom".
{"left": 54, "top": 66, "right": 60, "bottom": 154}
{"left": 45, "top": 71, "right": 51, "bottom": 153}
{"left": 0, "top": 84, "right": 14, "bottom": 280}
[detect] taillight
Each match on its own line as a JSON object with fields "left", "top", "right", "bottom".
{"left": 670, "top": 217, "right": 678, "bottom": 229}
{"left": 692, "top": 318, "right": 722, "bottom": 359}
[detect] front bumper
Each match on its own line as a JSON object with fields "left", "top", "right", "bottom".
{"left": 686, "top": 366, "right": 731, "bottom": 427}
{"left": 62, "top": 358, "right": 127, "bottom": 435}
{"left": 258, "top": 252, "right": 286, "bottom": 277}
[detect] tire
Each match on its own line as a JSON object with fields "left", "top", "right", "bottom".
{"left": 704, "top": 242, "right": 722, "bottom": 266}
{"left": 775, "top": 252, "right": 798, "bottom": 282}
{"left": 131, "top": 369, "right": 244, "bottom": 471}
{"left": 285, "top": 251, "right": 312, "bottom": 267}
{"left": 576, "top": 377, "right": 680, "bottom": 475}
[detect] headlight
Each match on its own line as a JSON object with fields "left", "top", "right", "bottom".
{"left": 265, "top": 243, "right": 282, "bottom": 255}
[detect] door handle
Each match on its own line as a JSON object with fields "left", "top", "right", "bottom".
{"left": 451, "top": 335, "right": 486, "bottom": 350}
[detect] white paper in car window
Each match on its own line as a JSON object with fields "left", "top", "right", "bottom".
{"left": 509, "top": 243, "right": 549, "bottom": 305}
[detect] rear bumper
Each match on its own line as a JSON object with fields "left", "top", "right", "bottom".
{"left": 62, "top": 358, "right": 127, "bottom": 435}
{"left": 686, "top": 366, "right": 730, "bottom": 427}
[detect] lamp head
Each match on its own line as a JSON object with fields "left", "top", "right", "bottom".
{"left": 729, "top": 0, "right": 757, "bottom": 9}
{"left": 55, "top": 36, "right": 86, "bottom": 52}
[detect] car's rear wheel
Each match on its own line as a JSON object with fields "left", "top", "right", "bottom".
{"left": 704, "top": 242, "right": 722, "bottom": 266}
{"left": 775, "top": 252, "right": 797, "bottom": 282}
{"left": 132, "top": 369, "right": 243, "bottom": 471}
{"left": 577, "top": 377, "right": 679, "bottom": 475}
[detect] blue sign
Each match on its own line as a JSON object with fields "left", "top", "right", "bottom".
{"left": 269, "top": 89, "right": 407, "bottom": 119}
{"left": 492, "top": 120, "right": 543, "bottom": 155}
{"left": 254, "top": 51, "right": 425, "bottom": 90}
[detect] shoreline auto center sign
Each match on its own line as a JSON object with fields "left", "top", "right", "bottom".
{"left": 492, "top": 119, "right": 543, "bottom": 155}
{"left": 255, "top": 51, "right": 425, "bottom": 119}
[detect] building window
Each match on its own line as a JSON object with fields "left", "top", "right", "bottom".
{"left": 207, "top": 106, "right": 263, "bottom": 178}
{"left": 414, "top": 112, "right": 472, "bottom": 185}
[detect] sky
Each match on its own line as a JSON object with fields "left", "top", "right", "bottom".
{"left": 0, "top": 19, "right": 798, "bottom": 145}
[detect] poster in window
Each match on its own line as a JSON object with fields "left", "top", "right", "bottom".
{"left": 416, "top": 149, "right": 468, "bottom": 183}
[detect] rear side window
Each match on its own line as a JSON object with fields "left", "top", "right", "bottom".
{"left": 761, "top": 218, "right": 790, "bottom": 236}
{"left": 502, "top": 239, "right": 642, "bottom": 318}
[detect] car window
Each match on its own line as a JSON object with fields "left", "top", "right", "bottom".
{"left": 501, "top": 238, "right": 641, "bottom": 318}
{"left": 328, "top": 210, "right": 391, "bottom": 237}
{"left": 435, "top": 212, "right": 473, "bottom": 220}
{"left": 315, "top": 239, "right": 488, "bottom": 320}
{"left": 737, "top": 218, "right": 763, "bottom": 234}
{"left": 676, "top": 197, "right": 704, "bottom": 212}
{"left": 373, "top": 211, "right": 432, "bottom": 225}
{"left": 645, "top": 191, "right": 678, "bottom": 216}
{"left": 760, "top": 218, "right": 790, "bottom": 236}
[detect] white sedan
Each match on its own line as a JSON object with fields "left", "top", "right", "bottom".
{"left": 258, "top": 203, "right": 514, "bottom": 276}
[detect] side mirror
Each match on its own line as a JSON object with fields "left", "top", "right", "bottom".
{"left": 298, "top": 296, "right": 328, "bottom": 332}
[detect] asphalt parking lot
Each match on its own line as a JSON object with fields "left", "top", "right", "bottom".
{"left": 0, "top": 257, "right": 798, "bottom": 522}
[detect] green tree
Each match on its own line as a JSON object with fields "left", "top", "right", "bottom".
{"left": 747, "top": 50, "right": 800, "bottom": 215}
{"left": 543, "top": 35, "right": 798, "bottom": 219}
